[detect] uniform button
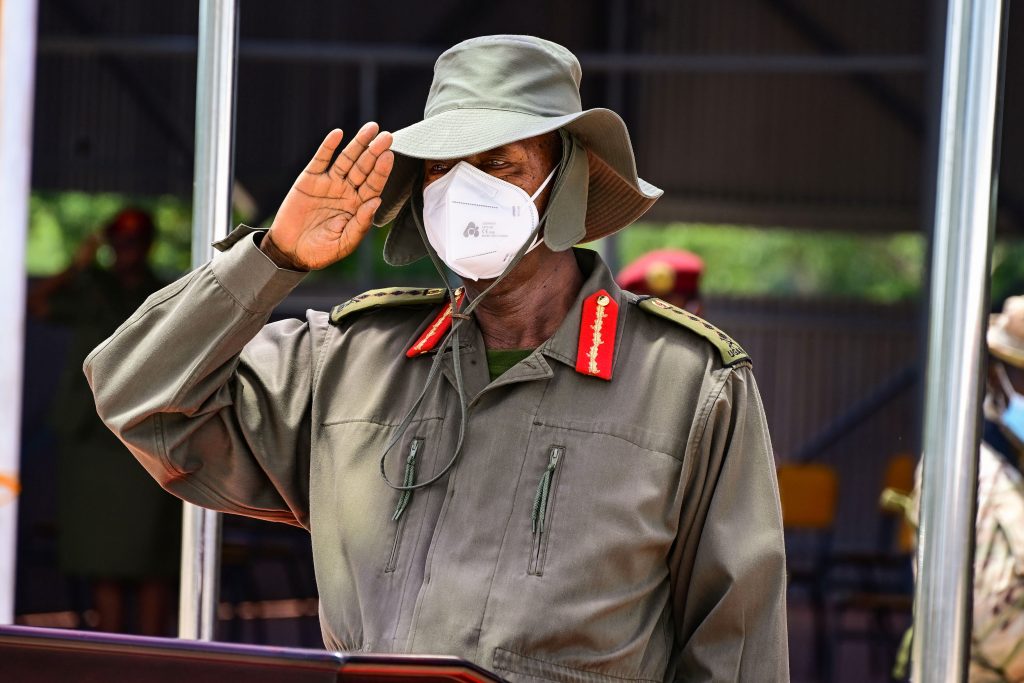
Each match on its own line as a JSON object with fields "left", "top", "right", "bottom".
{"left": 597, "top": 294, "right": 611, "bottom": 306}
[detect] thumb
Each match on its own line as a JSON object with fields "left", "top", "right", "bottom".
{"left": 343, "top": 197, "right": 381, "bottom": 251}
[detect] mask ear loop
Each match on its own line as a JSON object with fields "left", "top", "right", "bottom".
{"left": 378, "top": 159, "right": 563, "bottom": 492}
{"left": 530, "top": 165, "right": 558, "bottom": 202}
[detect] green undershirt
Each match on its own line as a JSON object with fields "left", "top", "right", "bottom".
{"left": 486, "top": 348, "right": 535, "bottom": 381}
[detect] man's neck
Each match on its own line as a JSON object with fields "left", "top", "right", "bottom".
{"left": 463, "top": 248, "right": 584, "bottom": 350}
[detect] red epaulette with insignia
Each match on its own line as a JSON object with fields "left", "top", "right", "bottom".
{"left": 575, "top": 289, "right": 618, "bottom": 380}
{"left": 406, "top": 289, "right": 466, "bottom": 358}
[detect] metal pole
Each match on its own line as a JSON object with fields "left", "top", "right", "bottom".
{"left": 912, "top": 0, "right": 1007, "bottom": 679}
{"left": 599, "top": 0, "right": 628, "bottom": 275}
{"left": 0, "top": 0, "right": 38, "bottom": 624}
{"left": 180, "top": 0, "right": 238, "bottom": 640}
{"left": 355, "top": 61, "right": 377, "bottom": 291}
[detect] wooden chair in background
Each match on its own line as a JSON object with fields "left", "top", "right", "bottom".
{"left": 777, "top": 462, "right": 840, "bottom": 682}
{"left": 829, "top": 453, "right": 917, "bottom": 679}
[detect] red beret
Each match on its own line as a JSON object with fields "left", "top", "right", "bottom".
{"left": 617, "top": 249, "right": 704, "bottom": 297}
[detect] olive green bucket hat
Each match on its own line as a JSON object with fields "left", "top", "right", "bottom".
{"left": 373, "top": 34, "right": 664, "bottom": 266}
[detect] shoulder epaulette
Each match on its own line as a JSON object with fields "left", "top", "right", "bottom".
{"left": 329, "top": 287, "right": 448, "bottom": 325}
{"left": 635, "top": 297, "right": 750, "bottom": 366}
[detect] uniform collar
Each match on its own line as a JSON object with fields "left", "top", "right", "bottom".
{"left": 537, "top": 248, "right": 628, "bottom": 381}
{"left": 406, "top": 248, "right": 628, "bottom": 383}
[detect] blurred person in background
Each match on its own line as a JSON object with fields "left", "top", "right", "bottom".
{"left": 901, "top": 295, "right": 1024, "bottom": 681}
{"left": 617, "top": 248, "right": 704, "bottom": 315}
{"left": 967, "top": 295, "right": 1024, "bottom": 681}
{"left": 28, "top": 208, "right": 180, "bottom": 635}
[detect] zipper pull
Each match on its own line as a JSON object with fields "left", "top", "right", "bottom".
{"left": 531, "top": 447, "right": 563, "bottom": 534}
{"left": 392, "top": 439, "right": 422, "bottom": 522}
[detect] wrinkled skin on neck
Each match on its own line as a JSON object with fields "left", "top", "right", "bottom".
{"left": 422, "top": 133, "right": 584, "bottom": 350}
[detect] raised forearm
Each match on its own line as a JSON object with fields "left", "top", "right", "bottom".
{"left": 83, "top": 228, "right": 310, "bottom": 522}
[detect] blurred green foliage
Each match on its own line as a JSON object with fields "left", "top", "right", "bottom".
{"left": 33, "top": 191, "right": 1024, "bottom": 305}
{"left": 991, "top": 240, "right": 1024, "bottom": 309}
{"left": 25, "top": 190, "right": 442, "bottom": 285}
{"left": 28, "top": 191, "right": 195, "bottom": 277}
{"left": 615, "top": 224, "right": 926, "bottom": 303}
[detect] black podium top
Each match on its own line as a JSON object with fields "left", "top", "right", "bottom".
{"left": 0, "top": 625, "right": 505, "bottom": 683}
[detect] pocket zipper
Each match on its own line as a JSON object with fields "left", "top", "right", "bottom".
{"left": 529, "top": 445, "right": 565, "bottom": 576}
{"left": 386, "top": 437, "right": 422, "bottom": 573}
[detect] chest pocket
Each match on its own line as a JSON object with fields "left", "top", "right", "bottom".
{"left": 515, "top": 423, "right": 683, "bottom": 585}
{"left": 528, "top": 445, "right": 566, "bottom": 576}
{"left": 313, "top": 417, "right": 447, "bottom": 576}
{"left": 386, "top": 436, "right": 425, "bottom": 572}
{"left": 483, "top": 422, "right": 684, "bottom": 671}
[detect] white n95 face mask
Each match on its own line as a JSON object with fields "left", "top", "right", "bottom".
{"left": 422, "top": 161, "right": 557, "bottom": 281}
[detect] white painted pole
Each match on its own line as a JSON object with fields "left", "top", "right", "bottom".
{"left": 179, "top": 0, "right": 238, "bottom": 640}
{"left": 0, "top": 0, "right": 38, "bottom": 625}
{"left": 912, "top": 0, "right": 1007, "bottom": 679}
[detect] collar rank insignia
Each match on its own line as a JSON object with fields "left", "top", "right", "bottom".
{"left": 575, "top": 289, "right": 618, "bottom": 380}
{"left": 406, "top": 289, "right": 466, "bottom": 358}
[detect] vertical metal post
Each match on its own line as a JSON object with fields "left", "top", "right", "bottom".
{"left": 600, "top": 0, "right": 629, "bottom": 274}
{"left": 912, "top": 0, "right": 1007, "bottom": 679}
{"left": 0, "top": 0, "right": 37, "bottom": 625}
{"left": 180, "top": 0, "right": 238, "bottom": 641}
{"left": 356, "top": 60, "right": 378, "bottom": 291}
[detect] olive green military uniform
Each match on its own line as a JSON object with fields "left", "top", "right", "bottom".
{"left": 85, "top": 227, "right": 788, "bottom": 681}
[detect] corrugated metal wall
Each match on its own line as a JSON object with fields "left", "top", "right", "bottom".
{"left": 42, "top": 0, "right": 1023, "bottom": 234}
{"left": 630, "top": 0, "right": 930, "bottom": 231}
{"left": 709, "top": 296, "right": 920, "bottom": 550}
{"left": 30, "top": 0, "right": 1024, "bottom": 232}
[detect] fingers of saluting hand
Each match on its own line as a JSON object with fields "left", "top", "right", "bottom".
{"left": 304, "top": 128, "right": 344, "bottom": 175}
{"left": 329, "top": 121, "right": 380, "bottom": 179}
{"left": 345, "top": 195, "right": 384, "bottom": 241}
{"left": 345, "top": 129, "right": 393, "bottom": 189}
{"left": 358, "top": 147, "right": 394, "bottom": 202}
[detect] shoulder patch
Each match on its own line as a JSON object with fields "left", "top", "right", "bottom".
{"left": 636, "top": 297, "right": 750, "bottom": 366}
{"left": 329, "top": 287, "right": 449, "bottom": 325}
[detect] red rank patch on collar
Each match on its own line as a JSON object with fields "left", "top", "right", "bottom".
{"left": 406, "top": 289, "right": 466, "bottom": 358}
{"left": 575, "top": 289, "right": 618, "bottom": 380}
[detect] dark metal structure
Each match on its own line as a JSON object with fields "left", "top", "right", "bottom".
{"left": 29, "top": 0, "right": 1024, "bottom": 237}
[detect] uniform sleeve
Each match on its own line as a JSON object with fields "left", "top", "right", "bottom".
{"left": 83, "top": 228, "right": 317, "bottom": 528}
{"left": 668, "top": 363, "right": 789, "bottom": 682}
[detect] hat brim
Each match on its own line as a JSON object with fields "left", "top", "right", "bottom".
{"left": 374, "top": 107, "right": 662, "bottom": 265}
{"left": 989, "top": 320, "right": 1024, "bottom": 369}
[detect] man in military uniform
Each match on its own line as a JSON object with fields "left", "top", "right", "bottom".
{"left": 30, "top": 209, "right": 179, "bottom": 635}
{"left": 86, "top": 36, "right": 788, "bottom": 681}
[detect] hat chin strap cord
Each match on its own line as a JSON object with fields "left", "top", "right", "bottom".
{"left": 377, "top": 179, "right": 559, "bottom": 493}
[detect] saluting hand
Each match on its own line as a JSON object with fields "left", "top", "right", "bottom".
{"left": 263, "top": 122, "right": 394, "bottom": 271}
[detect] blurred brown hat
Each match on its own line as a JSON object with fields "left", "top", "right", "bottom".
{"left": 989, "top": 296, "right": 1024, "bottom": 368}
